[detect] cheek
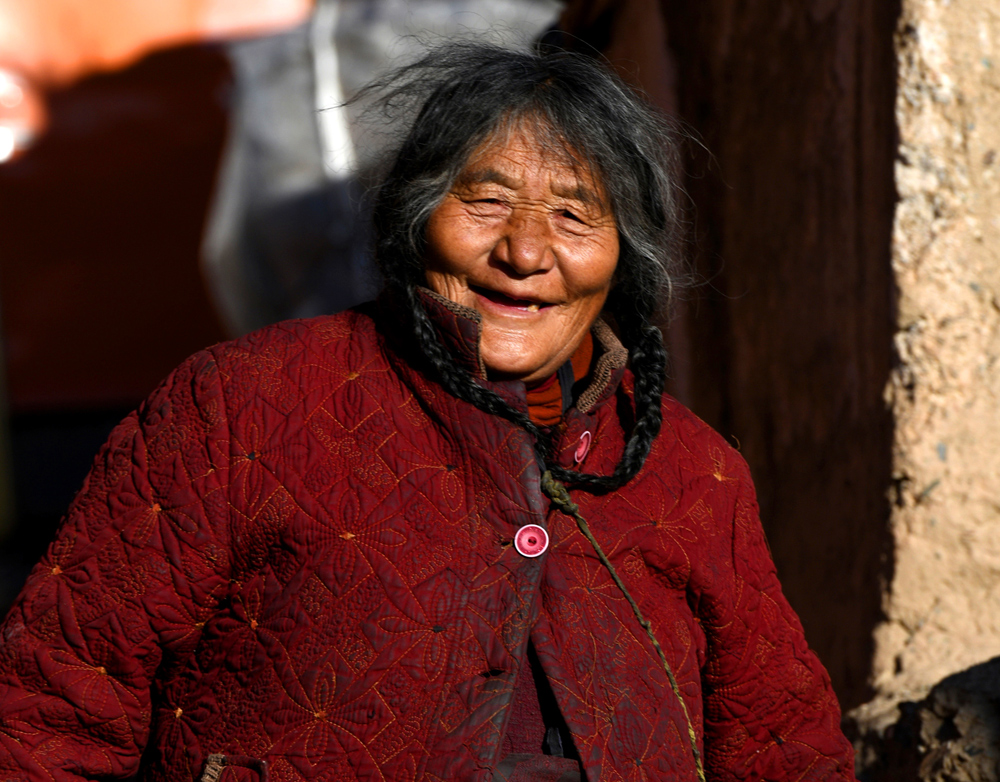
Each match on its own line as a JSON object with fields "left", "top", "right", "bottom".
{"left": 424, "top": 226, "right": 470, "bottom": 300}
{"left": 425, "top": 268, "right": 471, "bottom": 306}
{"left": 424, "top": 200, "right": 491, "bottom": 280}
{"left": 424, "top": 213, "right": 459, "bottom": 273}
{"left": 568, "top": 241, "right": 618, "bottom": 302}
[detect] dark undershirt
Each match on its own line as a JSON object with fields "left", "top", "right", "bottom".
{"left": 500, "top": 642, "right": 550, "bottom": 755}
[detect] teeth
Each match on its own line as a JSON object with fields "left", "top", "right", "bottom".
{"left": 527, "top": 303, "right": 540, "bottom": 312}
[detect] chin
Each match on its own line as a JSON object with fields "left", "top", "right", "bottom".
{"left": 481, "top": 351, "right": 546, "bottom": 381}
{"left": 481, "top": 335, "right": 557, "bottom": 382}
{"left": 484, "top": 361, "right": 543, "bottom": 381}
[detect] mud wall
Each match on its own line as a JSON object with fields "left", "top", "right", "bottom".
{"left": 869, "top": 0, "right": 1000, "bottom": 711}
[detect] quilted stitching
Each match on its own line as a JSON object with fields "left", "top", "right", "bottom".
{"left": 0, "top": 305, "right": 854, "bottom": 782}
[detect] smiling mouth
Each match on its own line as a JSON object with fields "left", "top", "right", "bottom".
{"left": 471, "top": 285, "right": 550, "bottom": 312}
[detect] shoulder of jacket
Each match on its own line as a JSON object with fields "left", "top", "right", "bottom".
{"left": 206, "top": 306, "right": 382, "bottom": 378}
{"left": 654, "top": 393, "right": 753, "bottom": 486}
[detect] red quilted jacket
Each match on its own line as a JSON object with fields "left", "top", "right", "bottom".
{"left": 0, "top": 291, "right": 855, "bottom": 782}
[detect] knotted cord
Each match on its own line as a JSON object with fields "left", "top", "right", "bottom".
{"left": 540, "top": 470, "right": 707, "bottom": 782}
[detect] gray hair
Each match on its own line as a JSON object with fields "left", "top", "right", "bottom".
{"left": 367, "top": 40, "right": 688, "bottom": 321}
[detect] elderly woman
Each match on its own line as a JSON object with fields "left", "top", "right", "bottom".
{"left": 0, "top": 44, "right": 854, "bottom": 782}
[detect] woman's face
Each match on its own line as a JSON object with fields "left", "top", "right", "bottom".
{"left": 424, "top": 129, "right": 619, "bottom": 384}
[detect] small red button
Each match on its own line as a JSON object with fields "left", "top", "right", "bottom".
{"left": 574, "top": 431, "right": 592, "bottom": 465}
{"left": 514, "top": 524, "right": 549, "bottom": 557}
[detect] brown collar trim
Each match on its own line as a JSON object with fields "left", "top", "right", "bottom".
{"left": 578, "top": 318, "right": 629, "bottom": 413}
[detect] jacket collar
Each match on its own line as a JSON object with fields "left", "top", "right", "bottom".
{"left": 418, "top": 288, "right": 488, "bottom": 378}
{"left": 416, "top": 287, "right": 628, "bottom": 413}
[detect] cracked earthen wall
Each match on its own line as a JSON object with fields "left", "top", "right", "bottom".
{"left": 868, "top": 0, "right": 1000, "bottom": 715}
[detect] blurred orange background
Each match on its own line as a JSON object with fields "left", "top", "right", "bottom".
{"left": 0, "top": 0, "right": 312, "bottom": 408}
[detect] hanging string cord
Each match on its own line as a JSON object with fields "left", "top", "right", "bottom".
{"left": 540, "top": 470, "right": 706, "bottom": 782}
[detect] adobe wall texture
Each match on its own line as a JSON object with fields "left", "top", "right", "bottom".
{"left": 865, "top": 0, "right": 1000, "bottom": 721}
{"left": 850, "top": 4, "right": 1000, "bottom": 776}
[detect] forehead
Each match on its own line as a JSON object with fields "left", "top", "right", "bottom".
{"left": 459, "top": 125, "right": 608, "bottom": 206}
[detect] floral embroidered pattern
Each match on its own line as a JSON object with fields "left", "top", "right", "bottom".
{"left": 0, "top": 306, "right": 854, "bottom": 781}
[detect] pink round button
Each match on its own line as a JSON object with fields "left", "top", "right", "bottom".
{"left": 514, "top": 524, "right": 549, "bottom": 558}
{"left": 574, "top": 431, "right": 592, "bottom": 465}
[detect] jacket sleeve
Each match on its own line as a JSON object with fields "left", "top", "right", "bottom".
{"left": 0, "top": 351, "right": 231, "bottom": 781}
{"left": 698, "top": 456, "right": 856, "bottom": 782}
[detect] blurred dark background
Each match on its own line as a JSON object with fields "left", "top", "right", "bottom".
{"left": 0, "top": 44, "right": 231, "bottom": 608}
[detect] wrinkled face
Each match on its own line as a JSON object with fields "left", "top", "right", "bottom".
{"left": 424, "top": 128, "right": 619, "bottom": 384}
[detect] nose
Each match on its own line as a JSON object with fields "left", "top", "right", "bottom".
{"left": 493, "top": 208, "right": 554, "bottom": 276}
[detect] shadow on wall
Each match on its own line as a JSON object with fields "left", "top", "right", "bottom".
{"left": 850, "top": 657, "right": 1000, "bottom": 782}
{"left": 654, "top": 0, "right": 902, "bottom": 710}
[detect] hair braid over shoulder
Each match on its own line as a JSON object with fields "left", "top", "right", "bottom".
{"left": 402, "top": 285, "right": 555, "bottom": 468}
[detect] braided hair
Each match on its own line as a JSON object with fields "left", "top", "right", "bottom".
{"left": 366, "top": 42, "right": 685, "bottom": 491}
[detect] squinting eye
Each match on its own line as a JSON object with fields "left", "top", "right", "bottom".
{"left": 561, "top": 209, "right": 583, "bottom": 223}
{"left": 465, "top": 198, "right": 507, "bottom": 215}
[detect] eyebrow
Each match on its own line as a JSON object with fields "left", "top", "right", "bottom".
{"left": 551, "top": 182, "right": 602, "bottom": 207}
{"left": 458, "top": 168, "right": 604, "bottom": 208}
{"left": 459, "top": 168, "right": 522, "bottom": 189}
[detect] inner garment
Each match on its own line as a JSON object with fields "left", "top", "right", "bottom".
{"left": 501, "top": 333, "right": 596, "bottom": 761}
